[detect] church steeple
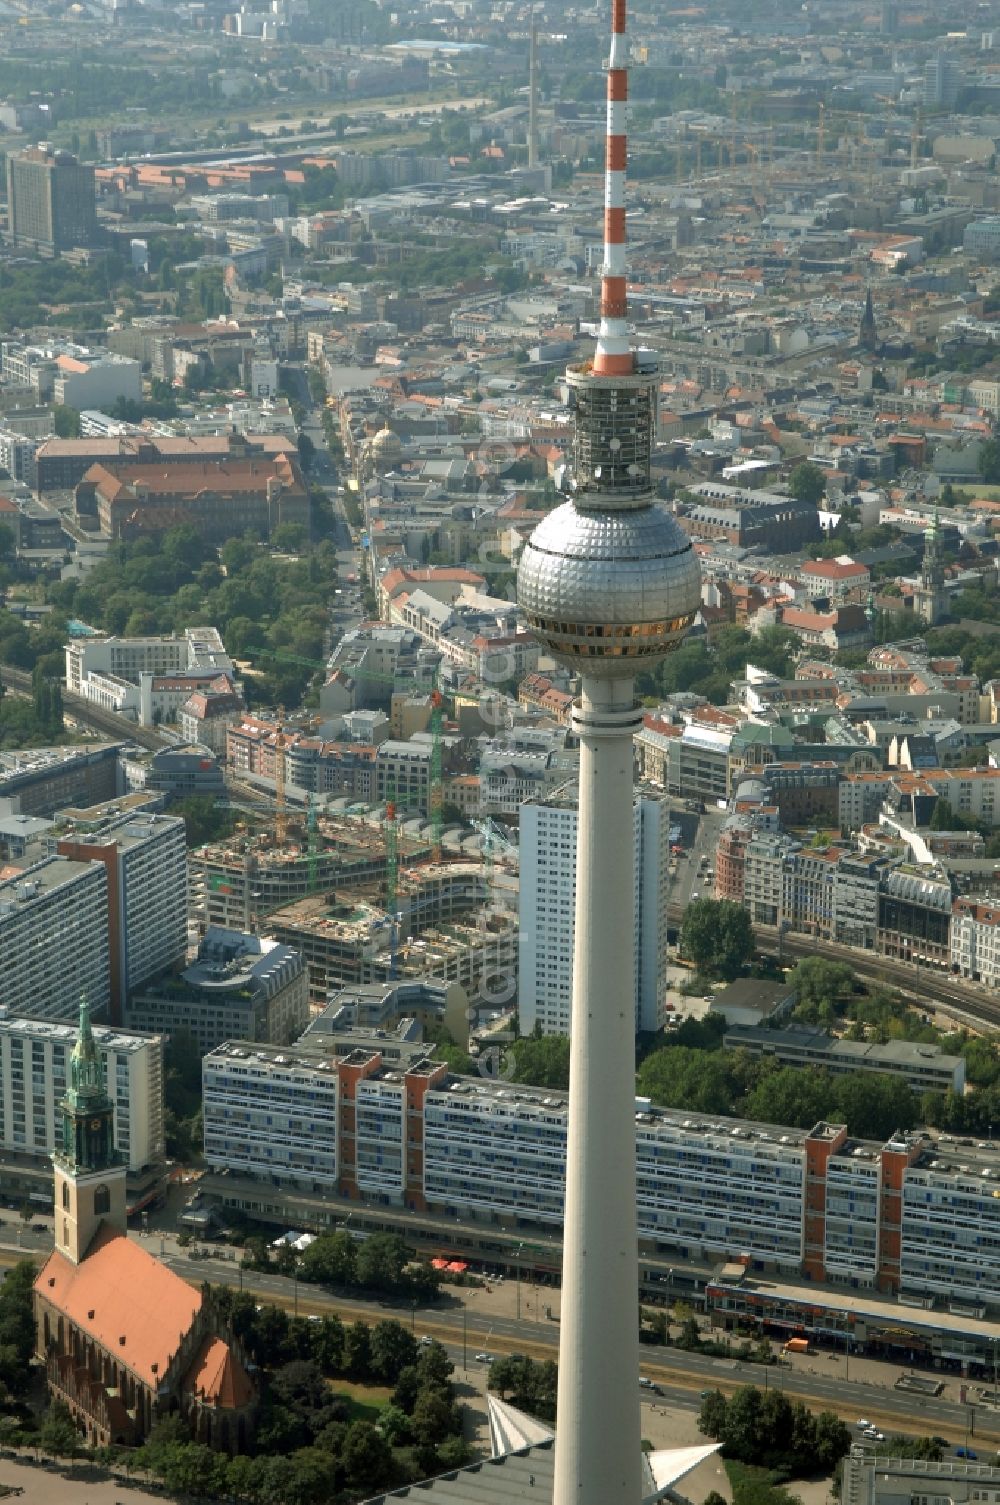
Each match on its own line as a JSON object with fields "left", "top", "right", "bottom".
{"left": 53, "top": 999, "right": 126, "bottom": 1264}
{"left": 56, "top": 998, "right": 117, "bottom": 1176}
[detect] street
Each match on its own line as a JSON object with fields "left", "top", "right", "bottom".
{"left": 3, "top": 1225, "right": 993, "bottom": 1452}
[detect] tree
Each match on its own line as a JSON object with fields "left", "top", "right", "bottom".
{"left": 832, "top": 1071, "right": 917, "bottom": 1141}
{"left": 52, "top": 404, "right": 81, "bottom": 438}
{"left": 297, "top": 432, "right": 316, "bottom": 473}
{"left": 678, "top": 1315, "right": 702, "bottom": 1350}
{"left": 680, "top": 898, "right": 755, "bottom": 979}
{"left": 284, "top": 1447, "right": 339, "bottom": 1505}
{"left": 377, "top": 1403, "right": 411, "bottom": 1446}
{"left": 300, "top": 1229, "right": 357, "bottom": 1289}
{"left": 789, "top": 957, "right": 854, "bottom": 1023}
{"left": 341, "top": 1420, "right": 394, "bottom": 1492}
{"left": 370, "top": 1320, "right": 419, "bottom": 1384}
{"left": 742, "top": 1065, "right": 835, "bottom": 1130}
{"left": 788, "top": 462, "right": 826, "bottom": 507}
{"left": 356, "top": 1232, "right": 412, "bottom": 1293}
{"left": 411, "top": 1385, "right": 455, "bottom": 1446}
{"left": 272, "top": 522, "right": 309, "bottom": 552}
{"left": 39, "top": 1401, "right": 80, "bottom": 1460}
{"left": 979, "top": 438, "right": 1000, "bottom": 486}
{"left": 637, "top": 1045, "right": 736, "bottom": 1115}
{"left": 719, "top": 1384, "right": 762, "bottom": 1462}
{"left": 510, "top": 1033, "right": 571, "bottom": 1090}
{"left": 813, "top": 1411, "right": 852, "bottom": 1470}
{"left": 308, "top": 1313, "right": 345, "bottom": 1374}
{"left": 345, "top": 1319, "right": 372, "bottom": 1378}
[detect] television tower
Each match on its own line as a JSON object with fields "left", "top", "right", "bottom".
{"left": 516, "top": 1, "right": 702, "bottom": 1502}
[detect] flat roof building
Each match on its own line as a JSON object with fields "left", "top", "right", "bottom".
{"left": 722, "top": 1025, "right": 966, "bottom": 1095}
{"left": 0, "top": 857, "right": 110, "bottom": 1020}
{"left": 127, "top": 927, "right": 308, "bottom": 1055}
{"left": 6, "top": 147, "right": 96, "bottom": 254}
{"left": 201, "top": 1042, "right": 1000, "bottom": 1314}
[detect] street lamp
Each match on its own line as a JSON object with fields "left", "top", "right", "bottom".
{"left": 514, "top": 1241, "right": 524, "bottom": 1323}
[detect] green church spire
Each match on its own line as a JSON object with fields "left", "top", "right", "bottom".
{"left": 56, "top": 998, "right": 118, "bottom": 1173}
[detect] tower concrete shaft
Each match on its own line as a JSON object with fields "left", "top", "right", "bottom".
{"left": 554, "top": 676, "right": 642, "bottom": 1505}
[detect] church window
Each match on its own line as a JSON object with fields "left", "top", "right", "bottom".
{"left": 62, "top": 1181, "right": 70, "bottom": 1210}
{"left": 93, "top": 1184, "right": 110, "bottom": 1216}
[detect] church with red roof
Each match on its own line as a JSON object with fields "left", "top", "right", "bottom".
{"left": 33, "top": 1002, "right": 257, "bottom": 1451}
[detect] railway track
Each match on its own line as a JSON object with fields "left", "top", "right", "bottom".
{"left": 0, "top": 663, "right": 168, "bottom": 752}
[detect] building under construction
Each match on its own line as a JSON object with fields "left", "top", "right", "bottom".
{"left": 189, "top": 813, "right": 431, "bottom": 932}
{"left": 265, "top": 861, "right": 516, "bottom": 1007}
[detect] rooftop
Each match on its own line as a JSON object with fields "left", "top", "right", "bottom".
{"left": 35, "top": 1228, "right": 202, "bottom": 1390}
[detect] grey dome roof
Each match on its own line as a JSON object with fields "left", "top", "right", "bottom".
{"left": 517, "top": 499, "right": 702, "bottom": 677}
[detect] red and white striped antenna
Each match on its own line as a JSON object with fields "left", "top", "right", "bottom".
{"left": 594, "top": 0, "right": 633, "bottom": 377}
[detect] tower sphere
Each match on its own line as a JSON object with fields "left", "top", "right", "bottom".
{"left": 517, "top": 493, "right": 701, "bottom": 678}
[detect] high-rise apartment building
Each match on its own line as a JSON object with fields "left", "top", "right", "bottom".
{"left": 0, "top": 858, "right": 110, "bottom": 1020}
{"left": 54, "top": 806, "right": 188, "bottom": 1020}
{"left": 923, "top": 53, "right": 962, "bottom": 110}
{"left": 519, "top": 786, "right": 671, "bottom": 1035}
{"left": 6, "top": 147, "right": 97, "bottom": 255}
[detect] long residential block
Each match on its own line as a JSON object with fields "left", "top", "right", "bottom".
{"left": 202, "top": 1039, "right": 1000, "bottom": 1312}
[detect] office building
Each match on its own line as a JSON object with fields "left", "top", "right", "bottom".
{"left": 519, "top": 786, "right": 671, "bottom": 1035}
{"left": 951, "top": 898, "right": 1000, "bottom": 987}
{"left": 963, "top": 217, "right": 1000, "bottom": 260}
{"left": 0, "top": 1007, "right": 164, "bottom": 1193}
{"left": 6, "top": 147, "right": 96, "bottom": 254}
{"left": 75, "top": 452, "right": 308, "bottom": 544}
{"left": 127, "top": 927, "right": 308, "bottom": 1054}
{"left": 65, "top": 626, "right": 233, "bottom": 697}
{"left": 0, "top": 743, "right": 120, "bottom": 819}
{"left": 0, "top": 858, "right": 110, "bottom": 1020}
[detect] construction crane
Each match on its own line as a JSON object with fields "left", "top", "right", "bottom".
{"left": 429, "top": 689, "right": 444, "bottom": 862}
{"left": 472, "top": 818, "right": 519, "bottom": 909}
{"left": 259, "top": 646, "right": 450, "bottom": 861}
{"left": 274, "top": 706, "right": 287, "bottom": 847}
{"left": 383, "top": 779, "right": 400, "bottom": 976}
{"left": 306, "top": 793, "right": 319, "bottom": 892}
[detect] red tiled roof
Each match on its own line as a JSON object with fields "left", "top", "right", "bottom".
{"left": 34, "top": 1228, "right": 202, "bottom": 1390}
{"left": 184, "top": 1335, "right": 254, "bottom": 1409}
